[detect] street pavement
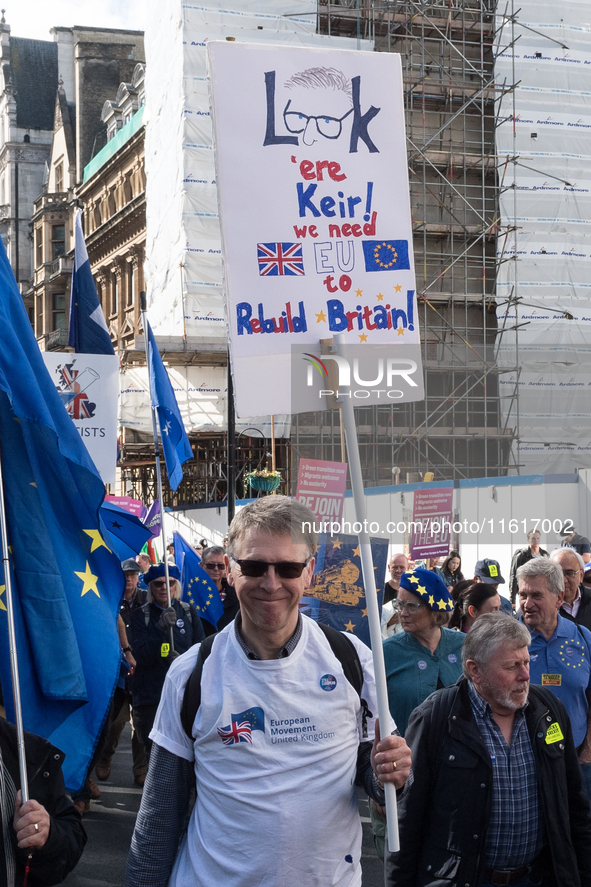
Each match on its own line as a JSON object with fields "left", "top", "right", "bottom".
{"left": 60, "top": 724, "right": 384, "bottom": 885}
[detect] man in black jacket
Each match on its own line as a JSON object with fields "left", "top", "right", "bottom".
{"left": 386, "top": 612, "right": 591, "bottom": 887}
{"left": 0, "top": 718, "right": 86, "bottom": 885}
{"left": 551, "top": 548, "right": 591, "bottom": 632}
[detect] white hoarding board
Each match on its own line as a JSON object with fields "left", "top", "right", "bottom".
{"left": 42, "top": 353, "right": 119, "bottom": 485}
{"left": 208, "top": 41, "right": 423, "bottom": 416}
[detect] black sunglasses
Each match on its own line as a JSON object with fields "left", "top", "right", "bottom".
{"left": 231, "top": 556, "right": 310, "bottom": 579}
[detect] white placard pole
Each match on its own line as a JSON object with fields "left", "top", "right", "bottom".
{"left": 334, "top": 334, "right": 399, "bottom": 852}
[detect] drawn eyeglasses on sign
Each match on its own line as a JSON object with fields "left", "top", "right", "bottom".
{"left": 283, "top": 101, "right": 354, "bottom": 141}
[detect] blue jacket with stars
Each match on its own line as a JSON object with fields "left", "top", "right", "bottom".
{"left": 527, "top": 613, "right": 591, "bottom": 747}
{"left": 383, "top": 628, "right": 464, "bottom": 736}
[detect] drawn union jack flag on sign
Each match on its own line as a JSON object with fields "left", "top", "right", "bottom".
{"left": 57, "top": 363, "right": 97, "bottom": 420}
{"left": 217, "top": 720, "right": 253, "bottom": 745}
{"left": 257, "top": 242, "right": 305, "bottom": 277}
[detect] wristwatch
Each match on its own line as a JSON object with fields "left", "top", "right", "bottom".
{"left": 122, "top": 646, "right": 131, "bottom": 653}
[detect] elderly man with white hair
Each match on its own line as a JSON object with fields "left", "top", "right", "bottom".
{"left": 549, "top": 547, "right": 591, "bottom": 632}
{"left": 518, "top": 556, "right": 591, "bottom": 801}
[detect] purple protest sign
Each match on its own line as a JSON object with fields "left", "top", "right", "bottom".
{"left": 144, "top": 500, "right": 162, "bottom": 538}
{"left": 410, "top": 488, "right": 453, "bottom": 560}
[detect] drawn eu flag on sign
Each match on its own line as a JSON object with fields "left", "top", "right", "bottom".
{"left": 362, "top": 239, "right": 410, "bottom": 272}
{"left": 301, "top": 534, "right": 388, "bottom": 649}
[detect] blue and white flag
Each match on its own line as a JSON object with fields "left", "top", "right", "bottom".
{"left": 147, "top": 321, "right": 192, "bottom": 490}
{"left": 68, "top": 210, "right": 115, "bottom": 355}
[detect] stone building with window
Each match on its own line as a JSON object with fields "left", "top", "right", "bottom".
{"left": 26, "top": 30, "right": 144, "bottom": 350}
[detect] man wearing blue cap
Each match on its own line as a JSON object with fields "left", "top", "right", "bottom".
{"left": 127, "top": 563, "right": 205, "bottom": 759}
{"left": 474, "top": 558, "right": 514, "bottom": 616}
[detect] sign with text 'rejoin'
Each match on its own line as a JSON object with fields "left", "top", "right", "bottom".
{"left": 208, "top": 41, "right": 423, "bottom": 416}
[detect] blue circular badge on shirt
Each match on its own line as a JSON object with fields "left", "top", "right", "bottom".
{"left": 448, "top": 653, "right": 457, "bottom": 664}
{"left": 320, "top": 674, "right": 337, "bottom": 691}
{"left": 417, "top": 660, "right": 427, "bottom": 671}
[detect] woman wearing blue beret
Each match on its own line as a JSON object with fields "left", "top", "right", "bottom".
{"left": 127, "top": 563, "right": 205, "bottom": 759}
{"left": 371, "top": 568, "right": 464, "bottom": 858}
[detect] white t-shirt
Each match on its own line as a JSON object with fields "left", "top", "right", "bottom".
{"left": 150, "top": 615, "right": 379, "bottom": 887}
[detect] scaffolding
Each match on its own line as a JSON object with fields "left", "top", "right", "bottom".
{"left": 291, "top": 0, "right": 519, "bottom": 486}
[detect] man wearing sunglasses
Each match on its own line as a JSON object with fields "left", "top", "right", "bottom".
{"left": 200, "top": 545, "right": 239, "bottom": 634}
{"left": 129, "top": 496, "right": 411, "bottom": 887}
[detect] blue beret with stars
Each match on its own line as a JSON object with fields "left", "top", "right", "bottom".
{"left": 145, "top": 563, "right": 181, "bottom": 584}
{"left": 399, "top": 568, "right": 454, "bottom": 611}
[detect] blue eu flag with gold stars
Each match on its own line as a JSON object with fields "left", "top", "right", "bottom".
{"left": 301, "top": 534, "right": 388, "bottom": 648}
{"left": 0, "top": 236, "right": 124, "bottom": 792}
{"left": 173, "top": 531, "right": 223, "bottom": 629}
{"left": 362, "top": 239, "right": 410, "bottom": 272}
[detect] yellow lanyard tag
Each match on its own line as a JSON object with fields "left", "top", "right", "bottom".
{"left": 161, "top": 643, "right": 170, "bottom": 658}
{"left": 545, "top": 722, "right": 564, "bottom": 745}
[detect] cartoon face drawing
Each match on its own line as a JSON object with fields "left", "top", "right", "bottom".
{"left": 263, "top": 66, "right": 380, "bottom": 154}
{"left": 282, "top": 68, "right": 354, "bottom": 147}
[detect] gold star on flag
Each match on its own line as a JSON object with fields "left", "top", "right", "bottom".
{"left": 362, "top": 608, "right": 368, "bottom": 618}
{"left": 75, "top": 562, "right": 100, "bottom": 597}
{"left": 29, "top": 482, "right": 37, "bottom": 488}
{"left": 0, "top": 585, "right": 6, "bottom": 612}
{"left": 352, "top": 545, "right": 361, "bottom": 558}
{"left": 316, "top": 310, "right": 327, "bottom": 323}
{"left": 359, "top": 333, "right": 368, "bottom": 343}
{"left": 397, "top": 327, "right": 405, "bottom": 336}
{"left": 376, "top": 293, "right": 384, "bottom": 301}
{"left": 394, "top": 284, "right": 402, "bottom": 292}
{"left": 355, "top": 288, "right": 363, "bottom": 297}
{"left": 332, "top": 539, "right": 342, "bottom": 549}
{"left": 83, "top": 529, "right": 111, "bottom": 553}
{"left": 344, "top": 620, "right": 355, "bottom": 632}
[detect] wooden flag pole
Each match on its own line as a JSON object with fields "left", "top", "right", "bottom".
{"left": 333, "top": 334, "right": 399, "bottom": 852}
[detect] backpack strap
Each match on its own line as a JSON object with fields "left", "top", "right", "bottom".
{"left": 142, "top": 602, "right": 150, "bottom": 627}
{"left": 426, "top": 684, "right": 457, "bottom": 777}
{"left": 179, "top": 600, "right": 190, "bottom": 617}
{"left": 180, "top": 634, "right": 217, "bottom": 739}
{"left": 317, "top": 623, "right": 372, "bottom": 738}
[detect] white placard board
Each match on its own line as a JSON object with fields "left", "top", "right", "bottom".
{"left": 42, "top": 353, "right": 119, "bottom": 485}
{"left": 208, "top": 41, "right": 422, "bottom": 416}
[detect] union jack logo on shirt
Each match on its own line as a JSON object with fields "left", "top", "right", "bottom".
{"left": 257, "top": 242, "right": 305, "bottom": 277}
{"left": 217, "top": 720, "right": 253, "bottom": 745}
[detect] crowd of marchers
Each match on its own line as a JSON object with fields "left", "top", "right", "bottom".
{"left": 4, "top": 503, "right": 591, "bottom": 887}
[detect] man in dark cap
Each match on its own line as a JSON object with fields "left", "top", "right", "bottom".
{"left": 386, "top": 612, "right": 591, "bottom": 887}
{"left": 560, "top": 525, "right": 591, "bottom": 564}
{"left": 474, "top": 558, "right": 513, "bottom": 615}
{"left": 127, "top": 563, "right": 205, "bottom": 759}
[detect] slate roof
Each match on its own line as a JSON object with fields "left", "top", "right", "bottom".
{"left": 10, "top": 37, "right": 58, "bottom": 131}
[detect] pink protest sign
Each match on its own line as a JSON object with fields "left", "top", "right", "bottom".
{"left": 295, "top": 458, "right": 348, "bottom": 524}
{"left": 105, "top": 495, "right": 145, "bottom": 519}
{"left": 410, "top": 488, "right": 453, "bottom": 560}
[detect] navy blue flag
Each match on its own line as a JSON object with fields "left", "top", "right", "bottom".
{"left": 99, "top": 500, "right": 154, "bottom": 560}
{"left": 173, "top": 531, "right": 223, "bottom": 628}
{"left": 362, "top": 239, "right": 410, "bottom": 272}
{"left": 146, "top": 321, "right": 192, "bottom": 491}
{"left": 301, "top": 534, "right": 388, "bottom": 648}
{"left": 68, "top": 211, "right": 115, "bottom": 354}
{"left": 0, "top": 236, "right": 124, "bottom": 792}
